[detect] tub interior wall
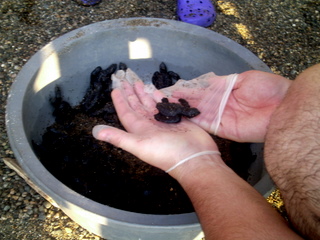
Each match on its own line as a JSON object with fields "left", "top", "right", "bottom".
{"left": 20, "top": 24, "right": 266, "bottom": 201}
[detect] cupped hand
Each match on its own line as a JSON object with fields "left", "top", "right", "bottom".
{"left": 156, "top": 71, "right": 292, "bottom": 142}
{"left": 92, "top": 70, "right": 218, "bottom": 172}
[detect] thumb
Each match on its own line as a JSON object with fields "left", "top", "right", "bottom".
{"left": 92, "top": 125, "right": 138, "bottom": 154}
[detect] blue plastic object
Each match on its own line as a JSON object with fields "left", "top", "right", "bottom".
{"left": 177, "top": 0, "right": 216, "bottom": 27}
{"left": 76, "top": 0, "right": 101, "bottom": 6}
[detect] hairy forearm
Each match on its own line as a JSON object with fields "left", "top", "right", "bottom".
{"left": 170, "top": 155, "right": 301, "bottom": 240}
{"left": 265, "top": 64, "right": 320, "bottom": 239}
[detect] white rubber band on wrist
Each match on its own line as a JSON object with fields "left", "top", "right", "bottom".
{"left": 213, "top": 74, "right": 238, "bottom": 135}
{"left": 165, "top": 150, "right": 221, "bottom": 173}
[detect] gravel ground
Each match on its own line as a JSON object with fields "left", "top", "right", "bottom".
{"left": 0, "top": 0, "right": 319, "bottom": 239}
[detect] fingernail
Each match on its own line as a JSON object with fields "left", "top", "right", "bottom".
{"left": 92, "top": 125, "right": 111, "bottom": 140}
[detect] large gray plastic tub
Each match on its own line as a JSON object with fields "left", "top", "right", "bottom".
{"left": 6, "top": 18, "right": 273, "bottom": 240}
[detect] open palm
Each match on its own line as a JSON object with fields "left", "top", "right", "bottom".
{"left": 93, "top": 78, "right": 218, "bottom": 172}
{"left": 157, "top": 70, "right": 292, "bottom": 142}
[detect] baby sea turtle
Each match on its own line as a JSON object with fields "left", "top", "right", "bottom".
{"left": 154, "top": 98, "right": 200, "bottom": 123}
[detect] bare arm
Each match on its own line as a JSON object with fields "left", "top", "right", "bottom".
{"left": 265, "top": 64, "right": 320, "bottom": 239}
{"left": 171, "top": 154, "right": 302, "bottom": 240}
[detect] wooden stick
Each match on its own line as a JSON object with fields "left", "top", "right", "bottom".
{"left": 3, "top": 157, "right": 59, "bottom": 208}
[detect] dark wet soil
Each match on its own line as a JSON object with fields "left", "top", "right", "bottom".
{"left": 33, "top": 64, "right": 256, "bottom": 215}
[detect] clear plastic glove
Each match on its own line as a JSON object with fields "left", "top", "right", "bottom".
{"left": 157, "top": 72, "right": 237, "bottom": 134}
{"left": 92, "top": 69, "right": 220, "bottom": 173}
{"left": 155, "top": 71, "right": 292, "bottom": 142}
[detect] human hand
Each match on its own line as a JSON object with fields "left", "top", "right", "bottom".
{"left": 155, "top": 71, "right": 292, "bottom": 142}
{"left": 92, "top": 69, "right": 219, "bottom": 173}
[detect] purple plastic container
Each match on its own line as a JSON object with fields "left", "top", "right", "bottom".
{"left": 177, "top": 0, "right": 216, "bottom": 27}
